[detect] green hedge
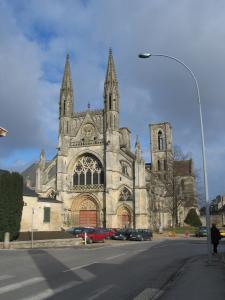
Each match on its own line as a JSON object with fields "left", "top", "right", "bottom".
{"left": 0, "top": 171, "right": 23, "bottom": 241}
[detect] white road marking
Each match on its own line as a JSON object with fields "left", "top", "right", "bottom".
{"left": 88, "top": 284, "right": 114, "bottom": 300}
{"left": 0, "top": 277, "right": 45, "bottom": 295}
{"left": 134, "top": 287, "right": 163, "bottom": 300}
{"left": 105, "top": 253, "right": 126, "bottom": 260}
{"left": 63, "top": 261, "right": 98, "bottom": 273}
{"left": 21, "top": 281, "right": 80, "bottom": 300}
{"left": 0, "top": 274, "right": 14, "bottom": 281}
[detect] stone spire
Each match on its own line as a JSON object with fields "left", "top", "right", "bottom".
{"left": 135, "top": 135, "right": 142, "bottom": 161}
{"left": 39, "top": 149, "right": 46, "bottom": 170}
{"left": 59, "top": 54, "right": 74, "bottom": 117}
{"left": 105, "top": 48, "right": 118, "bottom": 87}
{"left": 104, "top": 48, "right": 119, "bottom": 130}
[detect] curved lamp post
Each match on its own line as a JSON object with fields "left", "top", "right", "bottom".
{"left": 139, "top": 52, "right": 211, "bottom": 262}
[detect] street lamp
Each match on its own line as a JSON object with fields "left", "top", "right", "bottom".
{"left": 0, "top": 127, "right": 8, "bottom": 137}
{"left": 139, "top": 52, "right": 211, "bottom": 262}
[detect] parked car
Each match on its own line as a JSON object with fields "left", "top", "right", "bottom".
{"left": 195, "top": 226, "right": 207, "bottom": 237}
{"left": 218, "top": 227, "right": 225, "bottom": 238}
{"left": 96, "top": 228, "right": 116, "bottom": 239}
{"left": 111, "top": 231, "right": 127, "bottom": 240}
{"left": 129, "top": 229, "right": 153, "bottom": 241}
{"left": 66, "top": 227, "right": 88, "bottom": 237}
{"left": 78, "top": 228, "right": 105, "bottom": 244}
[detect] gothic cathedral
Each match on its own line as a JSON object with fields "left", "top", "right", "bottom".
{"left": 22, "top": 49, "right": 197, "bottom": 231}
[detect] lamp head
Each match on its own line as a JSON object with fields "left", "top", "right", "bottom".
{"left": 138, "top": 53, "right": 151, "bottom": 58}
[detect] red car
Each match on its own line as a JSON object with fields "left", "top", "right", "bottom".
{"left": 100, "top": 228, "right": 116, "bottom": 239}
{"left": 78, "top": 228, "right": 105, "bottom": 244}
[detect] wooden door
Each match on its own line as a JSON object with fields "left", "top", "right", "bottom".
{"left": 79, "top": 210, "right": 97, "bottom": 227}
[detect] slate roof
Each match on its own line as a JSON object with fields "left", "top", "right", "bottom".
{"left": 0, "top": 169, "right": 9, "bottom": 175}
{"left": 23, "top": 184, "right": 38, "bottom": 197}
{"left": 21, "top": 163, "right": 38, "bottom": 187}
{"left": 38, "top": 197, "right": 62, "bottom": 203}
{"left": 21, "top": 160, "right": 56, "bottom": 188}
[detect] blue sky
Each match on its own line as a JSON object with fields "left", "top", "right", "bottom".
{"left": 0, "top": 0, "right": 225, "bottom": 201}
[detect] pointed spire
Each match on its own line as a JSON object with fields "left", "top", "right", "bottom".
{"left": 135, "top": 135, "right": 142, "bottom": 160}
{"left": 39, "top": 149, "right": 45, "bottom": 170}
{"left": 61, "top": 54, "right": 73, "bottom": 91}
{"left": 105, "top": 48, "right": 118, "bottom": 84}
{"left": 104, "top": 48, "right": 120, "bottom": 129}
{"left": 135, "top": 135, "right": 140, "bottom": 147}
{"left": 59, "top": 53, "right": 74, "bottom": 118}
{"left": 40, "top": 149, "right": 45, "bottom": 160}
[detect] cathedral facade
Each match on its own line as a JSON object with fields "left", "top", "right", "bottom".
{"left": 22, "top": 50, "right": 197, "bottom": 231}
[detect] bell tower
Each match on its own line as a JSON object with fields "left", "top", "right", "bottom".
{"left": 150, "top": 122, "right": 173, "bottom": 181}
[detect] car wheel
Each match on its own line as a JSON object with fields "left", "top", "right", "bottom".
{"left": 102, "top": 239, "right": 105, "bottom": 243}
{"left": 87, "top": 238, "right": 93, "bottom": 244}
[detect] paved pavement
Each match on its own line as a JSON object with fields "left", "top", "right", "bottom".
{"left": 158, "top": 238, "right": 225, "bottom": 300}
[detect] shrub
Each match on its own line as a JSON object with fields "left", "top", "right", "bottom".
{"left": 0, "top": 171, "right": 23, "bottom": 241}
{"left": 184, "top": 208, "right": 202, "bottom": 227}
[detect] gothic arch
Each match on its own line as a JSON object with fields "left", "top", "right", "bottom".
{"left": 67, "top": 150, "right": 103, "bottom": 174}
{"left": 158, "top": 130, "right": 164, "bottom": 150}
{"left": 118, "top": 185, "right": 133, "bottom": 201}
{"left": 70, "top": 194, "right": 102, "bottom": 227}
{"left": 116, "top": 204, "right": 133, "bottom": 228}
{"left": 71, "top": 193, "right": 101, "bottom": 211}
{"left": 72, "top": 154, "right": 104, "bottom": 187}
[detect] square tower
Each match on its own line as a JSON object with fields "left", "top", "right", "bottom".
{"left": 149, "top": 122, "right": 173, "bottom": 181}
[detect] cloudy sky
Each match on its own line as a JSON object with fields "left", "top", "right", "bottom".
{"left": 0, "top": 0, "right": 224, "bottom": 201}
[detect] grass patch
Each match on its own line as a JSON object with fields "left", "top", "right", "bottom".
{"left": 164, "top": 226, "right": 197, "bottom": 234}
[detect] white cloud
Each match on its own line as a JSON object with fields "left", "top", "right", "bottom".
{"left": 0, "top": 0, "right": 225, "bottom": 198}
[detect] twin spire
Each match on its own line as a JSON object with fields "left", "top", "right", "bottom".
{"left": 60, "top": 49, "right": 119, "bottom": 117}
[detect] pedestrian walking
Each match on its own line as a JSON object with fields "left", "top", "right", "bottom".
{"left": 211, "top": 223, "right": 221, "bottom": 254}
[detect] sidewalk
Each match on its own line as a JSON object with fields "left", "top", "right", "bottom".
{"left": 159, "top": 250, "right": 225, "bottom": 300}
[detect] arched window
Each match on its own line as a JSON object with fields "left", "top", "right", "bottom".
{"left": 73, "top": 155, "right": 104, "bottom": 186}
{"left": 181, "top": 179, "right": 185, "bottom": 191}
{"left": 86, "top": 170, "right": 92, "bottom": 185}
{"left": 119, "top": 187, "right": 132, "bottom": 201}
{"left": 93, "top": 172, "right": 98, "bottom": 184}
{"left": 158, "top": 131, "right": 164, "bottom": 150}
{"left": 73, "top": 173, "right": 79, "bottom": 185}
{"left": 63, "top": 100, "right": 66, "bottom": 115}
{"left": 109, "top": 93, "right": 112, "bottom": 110}
{"left": 164, "top": 160, "right": 167, "bottom": 170}
{"left": 158, "top": 160, "right": 161, "bottom": 171}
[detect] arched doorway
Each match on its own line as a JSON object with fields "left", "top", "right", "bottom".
{"left": 71, "top": 194, "right": 101, "bottom": 227}
{"left": 117, "top": 206, "right": 132, "bottom": 228}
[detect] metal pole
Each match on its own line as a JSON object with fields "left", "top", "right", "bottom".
{"left": 31, "top": 207, "right": 34, "bottom": 248}
{"left": 139, "top": 53, "right": 211, "bottom": 262}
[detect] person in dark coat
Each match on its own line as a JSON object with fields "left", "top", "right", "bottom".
{"left": 211, "top": 223, "right": 221, "bottom": 254}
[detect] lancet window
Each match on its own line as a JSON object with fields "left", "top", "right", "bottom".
{"left": 73, "top": 155, "right": 104, "bottom": 186}
{"left": 158, "top": 130, "right": 164, "bottom": 150}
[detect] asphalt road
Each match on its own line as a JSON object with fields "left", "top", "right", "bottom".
{"left": 0, "top": 238, "right": 212, "bottom": 300}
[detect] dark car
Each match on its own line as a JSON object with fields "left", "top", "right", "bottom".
{"left": 111, "top": 231, "right": 127, "bottom": 240}
{"left": 129, "top": 229, "right": 152, "bottom": 241}
{"left": 195, "top": 226, "right": 207, "bottom": 237}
